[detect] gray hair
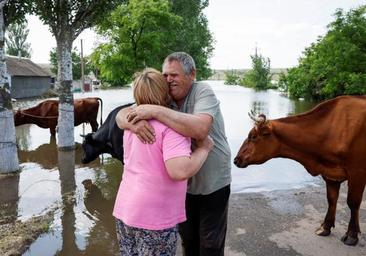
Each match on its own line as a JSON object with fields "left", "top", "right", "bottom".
{"left": 163, "top": 52, "right": 196, "bottom": 76}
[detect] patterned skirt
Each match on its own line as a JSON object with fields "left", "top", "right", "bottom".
{"left": 115, "top": 218, "right": 178, "bottom": 256}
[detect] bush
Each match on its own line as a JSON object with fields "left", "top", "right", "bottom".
{"left": 224, "top": 70, "right": 240, "bottom": 85}
{"left": 279, "top": 5, "right": 366, "bottom": 100}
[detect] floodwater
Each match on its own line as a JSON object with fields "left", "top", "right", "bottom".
{"left": 1, "top": 81, "right": 321, "bottom": 255}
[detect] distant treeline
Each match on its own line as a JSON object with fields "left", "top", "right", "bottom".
{"left": 208, "top": 68, "right": 288, "bottom": 81}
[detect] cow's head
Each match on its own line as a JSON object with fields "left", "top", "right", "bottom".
{"left": 234, "top": 113, "right": 279, "bottom": 168}
{"left": 81, "top": 133, "right": 106, "bottom": 164}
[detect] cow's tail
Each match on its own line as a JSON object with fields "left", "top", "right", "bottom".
{"left": 96, "top": 97, "right": 103, "bottom": 126}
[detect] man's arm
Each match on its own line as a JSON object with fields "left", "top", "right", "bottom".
{"left": 116, "top": 106, "right": 156, "bottom": 143}
{"left": 127, "top": 104, "right": 212, "bottom": 140}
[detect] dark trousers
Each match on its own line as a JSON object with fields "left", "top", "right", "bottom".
{"left": 179, "top": 185, "right": 230, "bottom": 256}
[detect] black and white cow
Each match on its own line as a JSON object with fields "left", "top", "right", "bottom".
{"left": 81, "top": 103, "right": 134, "bottom": 164}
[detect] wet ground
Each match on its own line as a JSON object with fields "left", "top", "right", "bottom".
{"left": 224, "top": 184, "right": 366, "bottom": 256}
{"left": 1, "top": 82, "right": 365, "bottom": 255}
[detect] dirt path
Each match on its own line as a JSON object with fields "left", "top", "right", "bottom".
{"left": 222, "top": 183, "right": 366, "bottom": 256}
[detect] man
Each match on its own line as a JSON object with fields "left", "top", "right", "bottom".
{"left": 116, "top": 52, "right": 231, "bottom": 255}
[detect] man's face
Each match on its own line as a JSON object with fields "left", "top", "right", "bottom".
{"left": 162, "top": 60, "right": 195, "bottom": 106}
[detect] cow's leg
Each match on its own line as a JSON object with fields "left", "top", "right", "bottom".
{"left": 90, "top": 119, "right": 99, "bottom": 132}
{"left": 341, "top": 179, "right": 365, "bottom": 246}
{"left": 50, "top": 126, "right": 56, "bottom": 136}
{"left": 316, "top": 177, "right": 341, "bottom": 236}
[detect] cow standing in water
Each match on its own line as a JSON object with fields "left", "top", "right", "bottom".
{"left": 81, "top": 103, "right": 133, "bottom": 164}
{"left": 234, "top": 95, "right": 366, "bottom": 246}
{"left": 14, "top": 97, "right": 103, "bottom": 136}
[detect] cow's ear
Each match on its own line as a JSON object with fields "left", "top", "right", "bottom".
{"left": 260, "top": 124, "right": 271, "bottom": 136}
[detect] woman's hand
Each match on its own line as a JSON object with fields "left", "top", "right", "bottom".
{"left": 196, "top": 135, "right": 214, "bottom": 151}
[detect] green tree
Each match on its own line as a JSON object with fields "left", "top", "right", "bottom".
{"left": 32, "top": 0, "right": 126, "bottom": 149}
{"left": 240, "top": 50, "right": 272, "bottom": 90}
{"left": 92, "top": 0, "right": 181, "bottom": 86}
{"left": 50, "top": 47, "right": 92, "bottom": 80}
{"left": 3, "top": 1, "right": 31, "bottom": 27}
{"left": 92, "top": 0, "right": 215, "bottom": 86}
{"left": 224, "top": 70, "right": 240, "bottom": 85}
{"left": 0, "top": 0, "right": 32, "bottom": 173}
{"left": 279, "top": 5, "right": 366, "bottom": 100}
{"left": 5, "top": 21, "right": 31, "bottom": 57}
{"left": 170, "top": 0, "right": 214, "bottom": 80}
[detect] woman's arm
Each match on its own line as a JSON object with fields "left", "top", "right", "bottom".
{"left": 165, "top": 136, "right": 214, "bottom": 181}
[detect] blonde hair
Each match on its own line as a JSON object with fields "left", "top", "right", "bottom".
{"left": 133, "top": 68, "right": 171, "bottom": 106}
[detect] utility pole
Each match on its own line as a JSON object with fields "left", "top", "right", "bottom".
{"left": 80, "top": 39, "right": 84, "bottom": 93}
{"left": 254, "top": 42, "right": 258, "bottom": 57}
{"left": 80, "top": 39, "right": 85, "bottom": 135}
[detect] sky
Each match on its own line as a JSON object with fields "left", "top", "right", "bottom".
{"left": 25, "top": 0, "right": 365, "bottom": 69}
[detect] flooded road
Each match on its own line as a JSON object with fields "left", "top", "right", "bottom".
{"left": 2, "top": 81, "right": 321, "bottom": 255}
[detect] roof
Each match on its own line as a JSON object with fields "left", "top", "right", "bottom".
{"left": 37, "top": 63, "right": 56, "bottom": 77}
{"left": 6, "top": 56, "right": 51, "bottom": 77}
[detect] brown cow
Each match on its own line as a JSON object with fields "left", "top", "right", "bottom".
{"left": 234, "top": 95, "right": 366, "bottom": 246}
{"left": 14, "top": 97, "right": 103, "bottom": 136}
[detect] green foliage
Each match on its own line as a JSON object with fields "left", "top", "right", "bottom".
{"left": 279, "top": 5, "right": 366, "bottom": 100}
{"left": 32, "top": 1, "right": 126, "bottom": 40}
{"left": 240, "top": 52, "right": 272, "bottom": 90}
{"left": 170, "top": 0, "right": 214, "bottom": 80}
{"left": 32, "top": 0, "right": 126, "bottom": 90}
{"left": 92, "top": 0, "right": 214, "bottom": 86}
{"left": 277, "top": 71, "right": 289, "bottom": 92}
{"left": 92, "top": 0, "right": 181, "bottom": 86}
{"left": 3, "top": 1, "right": 32, "bottom": 27}
{"left": 50, "top": 48, "right": 92, "bottom": 80}
{"left": 5, "top": 21, "right": 31, "bottom": 58}
{"left": 224, "top": 70, "right": 240, "bottom": 85}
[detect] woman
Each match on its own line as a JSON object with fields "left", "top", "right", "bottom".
{"left": 113, "top": 68, "right": 213, "bottom": 255}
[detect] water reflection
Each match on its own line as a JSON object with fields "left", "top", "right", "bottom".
{"left": 57, "top": 150, "right": 80, "bottom": 255}
{"left": 81, "top": 179, "right": 118, "bottom": 255}
{"left": 16, "top": 124, "right": 32, "bottom": 151}
{"left": 292, "top": 99, "right": 318, "bottom": 115}
{"left": 23, "top": 157, "right": 121, "bottom": 256}
{"left": 249, "top": 92, "right": 269, "bottom": 117}
{"left": 82, "top": 179, "right": 114, "bottom": 229}
{"left": 18, "top": 164, "right": 60, "bottom": 220}
{"left": 249, "top": 90, "right": 295, "bottom": 119}
{"left": 18, "top": 138, "right": 96, "bottom": 170}
{"left": 18, "top": 136, "right": 58, "bottom": 170}
{"left": 251, "top": 100, "right": 268, "bottom": 116}
{"left": 79, "top": 160, "right": 123, "bottom": 256}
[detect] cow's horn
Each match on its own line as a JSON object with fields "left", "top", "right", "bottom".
{"left": 248, "top": 110, "right": 262, "bottom": 122}
{"left": 248, "top": 110, "right": 257, "bottom": 122}
{"left": 80, "top": 134, "right": 87, "bottom": 138}
{"left": 248, "top": 110, "right": 267, "bottom": 124}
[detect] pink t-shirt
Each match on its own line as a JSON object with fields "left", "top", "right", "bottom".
{"left": 113, "top": 119, "right": 191, "bottom": 230}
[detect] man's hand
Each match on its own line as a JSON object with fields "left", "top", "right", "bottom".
{"left": 127, "top": 105, "right": 154, "bottom": 124}
{"left": 116, "top": 107, "right": 155, "bottom": 144}
{"left": 130, "top": 120, "right": 156, "bottom": 144}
